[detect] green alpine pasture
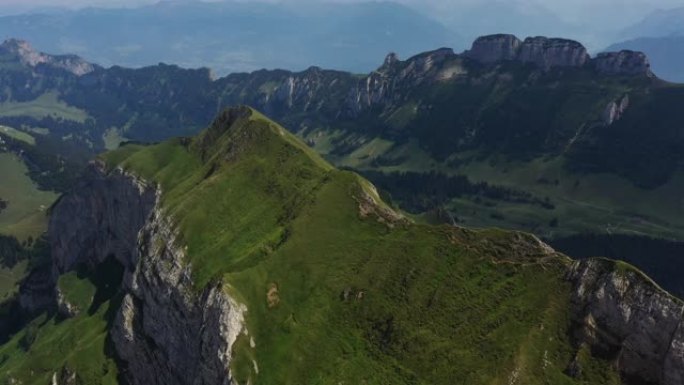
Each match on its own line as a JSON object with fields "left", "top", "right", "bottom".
{"left": 0, "top": 273, "right": 119, "bottom": 385}
{"left": 0, "top": 125, "right": 35, "bottom": 145}
{"left": 0, "top": 153, "right": 57, "bottom": 240}
{"left": 0, "top": 92, "right": 89, "bottom": 123}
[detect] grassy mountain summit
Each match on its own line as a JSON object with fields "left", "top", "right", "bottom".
{"left": 5, "top": 106, "right": 678, "bottom": 384}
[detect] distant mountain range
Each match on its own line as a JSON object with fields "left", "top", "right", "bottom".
{"left": 0, "top": 1, "right": 460, "bottom": 74}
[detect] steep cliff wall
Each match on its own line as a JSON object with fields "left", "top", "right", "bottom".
{"left": 48, "top": 162, "right": 246, "bottom": 385}
{"left": 567, "top": 259, "right": 684, "bottom": 385}
{"left": 464, "top": 34, "right": 651, "bottom": 76}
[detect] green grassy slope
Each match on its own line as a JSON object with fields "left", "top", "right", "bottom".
{"left": 96, "top": 107, "right": 619, "bottom": 384}
{"left": 0, "top": 264, "right": 121, "bottom": 385}
{"left": 0, "top": 153, "right": 57, "bottom": 240}
{"left": 0, "top": 92, "right": 89, "bottom": 123}
{"left": 0, "top": 125, "right": 35, "bottom": 145}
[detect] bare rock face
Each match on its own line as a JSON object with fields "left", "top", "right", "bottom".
{"left": 464, "top": 35, "right": 590, "bottom": 69}
{"left": 602, "top": 94, "right": 630, "bottom": 126}
{"left": 593, "top": 50, "right": 652, "bottom": 76}
{"left": 0, "top": 39, "right": 96, "bottom": 76}
{"left": 518, "top": 37, "right": 589, "bottom": 69}
{"left": 49, "top": 162, "right": 157, "bottom": 274}
{"left": 567, "top": 259, "right": 684, "bottom": 385}
{"left": 346, "top": 47, "right": 458, "bottom": 116}
{"left": 56, "top": 287, "right": 80, "bottom": 318}
{"left": 49, "top": 162, "right": 246, "bottom": 385}
{"left": 51, "top": 367, "right": 80, "bottom": 385}
{"left": 464, "top": 34, "right": 655, "bottom": 78}
{"left": 380, "top": 52, "right": 400, "bottom": 70}
{"left": 464, "top": 34, "right": 522, "bottom": 64}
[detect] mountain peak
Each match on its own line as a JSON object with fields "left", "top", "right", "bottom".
{"left": 1, "top": 38, "right": 43, "bottom": 65}
{"left": 0, "top": 38, "right": 96, "bottom": 76}
{"left": 193, "top": 106, "right": 332, "bottom": 172}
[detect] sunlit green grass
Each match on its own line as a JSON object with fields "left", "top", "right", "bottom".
{"left": 0, "top": 260, "right": 28, "bottom": 301}
{"left": 0, "top": 125, "right": 34, "bottom": 145}
{"left": 0, "top": 273, "right": 119, "bottom": 385}
{"left": 0, "top": 92, "right": 89, "bottom": 123}
{"left": 0, "top": 153, "right": 57, "bottom": 240}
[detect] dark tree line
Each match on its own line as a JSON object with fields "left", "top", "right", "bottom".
{"left": 551, "top": 233, "right": 684, "bottom": 299}
{"left": 0, "top": 131, "right": 86, "bottom": 193}
{"left": 353, "top": 170, "right": 555, "bottom": 213}
{"left": 0, "top": 235, "right": 26, "bottom": 268}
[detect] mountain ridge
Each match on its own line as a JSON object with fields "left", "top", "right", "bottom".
{"left": 3, "top": 34, "right": 684, "bottom": 300}
{"left": 1, "top": 106, "right": 683, "bottom": 384}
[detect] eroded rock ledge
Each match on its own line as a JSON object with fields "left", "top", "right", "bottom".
{"left": 48, "top": 161, "right": 246, "bottom": 385}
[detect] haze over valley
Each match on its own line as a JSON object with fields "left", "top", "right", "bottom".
{"left": 0, "top": 2, "right": 684, "bottom": 384}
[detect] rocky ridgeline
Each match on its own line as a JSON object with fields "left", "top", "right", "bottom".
{"left": 260, "top": 34, "right": 655, "bottom": 119}
{"left": 0, "top": 39, "right": 96, "bottom": 76}
{"left": 464, "top": 34, "right": 652, "bottom": 76}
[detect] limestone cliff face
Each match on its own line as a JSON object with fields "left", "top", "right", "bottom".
{"left": 464, "top": 34, "right": 652, "bottom": 76}
{"left": 465, "top": 35, "right": 589, "bottom": 69}
{"left": 345, "top": 48, "right": 459, "bottom": 116}
{"left": 465, "top": 34, "right": 522, "bottom": 64}
{"left": 518, "top": 37, "right": 589, "bottom": 69}
{"left": 48, "top": 162, "right": 246, "bottom": 385}
{"left": 567, "top": 259, "right": 684, "bottom": 385}
{"left": 602, "top": 94, "right": 630, "bottom": 126}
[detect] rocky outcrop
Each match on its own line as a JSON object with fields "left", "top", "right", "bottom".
{"left": 602, "top": 94, "right": 630, "bottom": 125}
{"left": 567, "top": 259, "right": 684, "bottom": 385}
{"left": 51, "top": 367, "right": 80, "bottom": 385}
{"left": 0, "top": 39, "right": 96, "bottom": 76}
{"left": 48, "top": 162, "right": 246, "bottom": 385}
{"left": 464, "top": 34, "right": 522, "bottom": 64}
{"left": 56, "top": 287, "right": 80, "bottom": 318}
{"left": 593, "top": 50, "right": 652, "bottom": 76}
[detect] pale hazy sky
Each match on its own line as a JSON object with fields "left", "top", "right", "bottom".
{"left": 0, "top": 0, "right": 682, "bottom": 14}
{"left": 0, "top": 0, "right": 681, "bottom": 35}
